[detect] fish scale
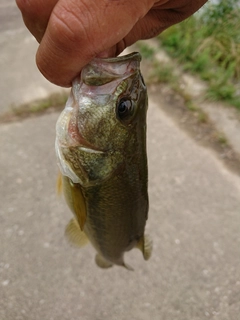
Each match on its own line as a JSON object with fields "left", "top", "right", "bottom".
{"left": 56, "top": 52, "right": 152, "bottom": 269}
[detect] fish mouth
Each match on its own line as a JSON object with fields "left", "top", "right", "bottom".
{"left": 56, "top": 126, "right": 104, "bottom": 185}
{"left": 79, "top": 52, "right": 141, "bottom": 87}
{"left": 66, "top": 110, "right": 104, "bottom": 154}
{"left": 56, "top": 107, "right": 105, "bottom": 184}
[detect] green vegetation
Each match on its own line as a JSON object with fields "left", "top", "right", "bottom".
{"left": 0, "top": 92, "right": 68, "bottom": 123}
{"left": 145, "top": 58, "right": 210, "bottom": 125}
{"left": 137, "top": 43, "right": 155, "bottom": 60}
{"left": 158, "top": 0, "right": 240, "bottom": 109}
{"left": 217, "top": 132, "right": 228, "bottom": 145}
{"left": 12, "top": 92, "right": 68, "bottom": 115}
{"left": 148, "top": 61, "right": 177, "bottom": 84}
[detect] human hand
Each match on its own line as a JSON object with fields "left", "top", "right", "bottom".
{"left": 16, "top": 0, "right": 208, "bottom": 87}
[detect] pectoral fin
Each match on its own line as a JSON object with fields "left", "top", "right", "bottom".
{"left": 136, "top": 235, "right": 153, "bottom": 261}
{"left": 65, "top": 218, "right": 89, "bottom": 247}
{"left": 62, "top": 175, "right": 87, "bottom": 231}
{"left": 56, "top": 171, "right": 63, "bottom": 195}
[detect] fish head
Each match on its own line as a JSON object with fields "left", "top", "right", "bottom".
{"left": 56, "top": 52, "right": 148, "bottom": 186}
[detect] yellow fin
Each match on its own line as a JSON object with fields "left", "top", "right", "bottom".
{"left": 136, "top": 234, "right": 153, "bottom": 261}
{"left": 95, "top": 254, "right": 113, "bottom": 269}
{"left": 62, "top": 176, "right": 87, "bottom": 231}
{"left": 65, "top": 218, "right": 89, "bottom": 247}
{"left": 56, "top": 171, "right": 63, "bottom": 195}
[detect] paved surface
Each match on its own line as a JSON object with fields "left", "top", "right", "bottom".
{"left": 142, "top": 38, "right": 240, "bottom": 155}
{"left": 1, "top": 3, "right": 240, "bottom": 320}
{"left": 0, "top": 0, "right": 66, "bottom": 115}
{"left": 1, "top": 97, "right": 240, "bottom": 320}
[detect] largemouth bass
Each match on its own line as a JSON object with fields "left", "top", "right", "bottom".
{"left": 55, "top": 52, "right": 152, "bottom": 270}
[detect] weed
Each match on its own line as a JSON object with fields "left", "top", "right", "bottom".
{"left": 157, "top": 0, "right": 240, "bottom": 109}
{"left": 217, "top": 133, "right": 228, "bottom": 145}
{"left": 0, "top": 92, "right": 68, "bottom": 123}
{"left": 198, "top": 111, "right": 208, "bottom": 123}
{"left": 207, "top": 82, "right": 236, "bottom": 101}
{"left": 138, "top": 43, "right": 155, "bottom": 60}
{"left": 12, "top": 92, "right": 68, "bottom": 115}
{"left": 186, "top": 101, "right": 198, "bottom": 111}
{"left": 149, "top": 62, "right": 177, "bottom": 84}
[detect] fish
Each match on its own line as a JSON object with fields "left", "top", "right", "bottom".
{"left": 55, "top": 52, "right": 152, "bottom": 270}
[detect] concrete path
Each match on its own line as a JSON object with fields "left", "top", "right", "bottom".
{"left": 1, "top": 94, "right": 240, "bottom": 320}
{"left": 0, "top": 0, "right": 66, "bottom": 115}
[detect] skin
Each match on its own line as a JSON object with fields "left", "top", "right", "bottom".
{"left": 16, "top": 0, "right": 208, "bottom": 87}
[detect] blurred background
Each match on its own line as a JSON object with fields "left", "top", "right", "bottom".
{"left": 156, "top": 0, "right": 240, "bottom": 109}
{"left": 1, "top": 1, "right": 240, "bottom": 319}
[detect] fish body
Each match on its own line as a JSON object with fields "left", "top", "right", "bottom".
{"left": 56, "top": 52, "right": 152, "bottom": 269}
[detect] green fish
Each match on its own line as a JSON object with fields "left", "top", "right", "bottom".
{"left": 56, "top": 52, "right": 152, "bottom": 270}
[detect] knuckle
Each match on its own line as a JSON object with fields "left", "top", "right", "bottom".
{"left": 51, "top": 11, "right": 80, "bottom": 44}
{"left": 51, "top": 4, "right": 87, "bottom": 43}
{"left": 49, "top": 6, "right": 97, "bottom": 56}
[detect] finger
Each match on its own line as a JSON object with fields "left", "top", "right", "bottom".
{"left": 152, "top": 0, "right": 209, "bottom": 26}
{"left": 16, "top": 0, "right": 58, "bottom": 42}
{"left": 123, "top": 0, "right": 209, "bottom": 46}
{"left": 97, "top": 0, "right": 208, "bottom": 59}
{"left": 36, "top": 0, "right": 154, "bottom": 87}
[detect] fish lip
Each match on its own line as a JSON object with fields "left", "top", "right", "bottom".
{"left": 94, "top": 52, "right": 141, "bottom": 63}
{"left": 67, "top": 114, "right": 106, "bottom": 153}
{"left": 77, "top": 146, "right": 104, "bottom": 154}
{"left": 80, "top": 52, "right": 141, "bottom": 86}
{"left": 71, "top": 133, "right": 105, "bottom": 153}
{"left": 56, "top": 100, "right": 106, "bottom": 154}
{"left": 74, "top": 131, "right": 106, "bottom": 153}
{"left": 67, "top": 137, "right": 106, "bottom": 154}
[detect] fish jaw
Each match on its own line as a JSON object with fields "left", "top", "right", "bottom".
{"left": 55, "top": 93, "right": 109, "bottom": 185}
{"left": 55, "top": 102, "right": 124, "bottom": 187}
{"left": 56, "top": 52, "right": 146, "bottom": 186}
{"left": 79, "top": 52, "right": 141, "bottom": 87}
{"left": 55, "top": 92, "right": 104, "bottom": 151}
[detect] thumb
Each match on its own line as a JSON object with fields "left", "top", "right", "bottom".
{"left": 36, "top": 0, "right": 154, "bottom": 87}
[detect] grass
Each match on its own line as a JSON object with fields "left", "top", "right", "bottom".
{"left": 11, "top": 92, "right": 68, "bottom": 115}
{"left": 140, "top": 49, "right": 210, "bottom": 125}
{"left": 185, "top": 101, "right": 198, "bottom": 112}
{"left": 157, "top": 0, "right": 240, "bottom": 110}
{"left": 148, "top": 61, "right": 177, "bottom": 84}
{"left": 217, "top": 133, "right": 228, "bottom": 145}
{"left": 197, "top": 111, "right": 208, "bottom": 124}
{"left": 137, "top": 43, "right": 155, "bottom": 60}
{"left": 0, "top": 92, "right": 68, "bottom": 123}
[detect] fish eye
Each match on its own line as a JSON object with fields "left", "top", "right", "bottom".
{"left": 116, "top": 98, "right": 134, "bottom": 121}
